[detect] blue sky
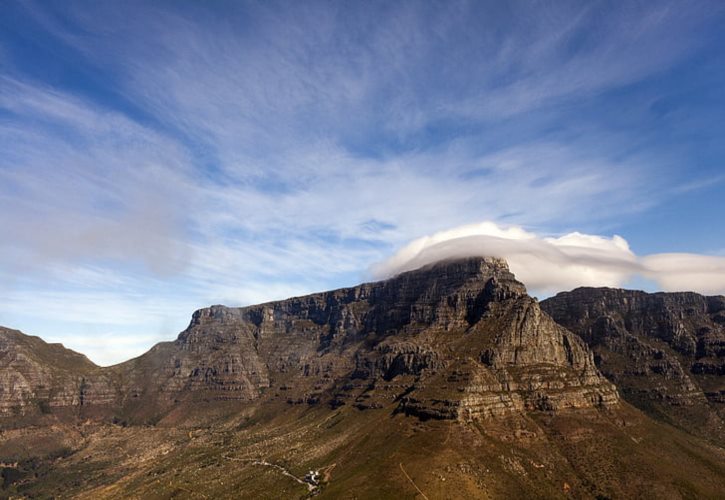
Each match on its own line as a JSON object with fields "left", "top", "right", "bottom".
{"left": 1, "top": 0, "right": 725, "bottom": 364}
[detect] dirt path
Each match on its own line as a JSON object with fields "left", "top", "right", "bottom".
{"left": 223, "top": 455, "right": 317, "bottom": 492}
{"left": 399, "top": 462, "right": 429, "bottom": 500}
{"left": 252, "top": 460, "right": 315, "bottom": 492}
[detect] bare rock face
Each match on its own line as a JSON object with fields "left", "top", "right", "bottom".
{"left": 391, "top": 292, "right": 618, "bottom": 421}
{"left": 0, "top": 328, "right": 115, "bottom": 419}
{"left": 541, "top": 288, "right": 725, "bottom": 443}
{"left": 0, "top": 257, "right": 618, "bottom": 425}
{"left": 114, "top": 257, "right": 617, "bottom": 422}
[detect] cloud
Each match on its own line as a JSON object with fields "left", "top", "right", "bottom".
{"left": 22, "top": 1, "right": 721, "bottom": 161}
{"left": 2, "top": 1, "right": 710, "bottom": 275}
{"left": 641, "top": 254, "right": 725, "bottom": 295}
{"left": 0, "top": 75, "right": 658, "bottom": 282}
{"left": 0, "top": 76, "right": 194, "bottom": 275}
{"left": 1, "top": 1, "right": 723, "bottom": 364}
{"left": 373, "top": 222, "right": 725, "bottom": 296}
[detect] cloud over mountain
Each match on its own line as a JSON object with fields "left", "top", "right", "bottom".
{"left": 373, "top": 222, "right": 725, "bottom": 296}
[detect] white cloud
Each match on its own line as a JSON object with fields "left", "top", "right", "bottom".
{"left": 1, "top": 1, "right": 723, "bottom": 365}
{"left": 373, "top": 222, "right": 725, "bottom": 297}
{"left": 0, "top": 74, "right": 715, "bottom": 365}
{"left": 641, "top": 253, "right": 725, "bottom": 295}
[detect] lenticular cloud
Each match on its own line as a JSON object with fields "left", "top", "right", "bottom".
{"left": 372, "top": 222, "right": 725, "bottom": 296}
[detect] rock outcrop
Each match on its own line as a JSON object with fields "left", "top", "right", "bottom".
{"left": 0, "top": 328, "right": 115, "bottom": 419}
{"left": 0, "top": 258, "right": 618, "bottom": 425}
{"left": 542, "top": 287, "right": 725, "bottom": 442}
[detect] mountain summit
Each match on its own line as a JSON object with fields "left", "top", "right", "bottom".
{"left": 1, "top": 257, "right": 616, "bottom": 422}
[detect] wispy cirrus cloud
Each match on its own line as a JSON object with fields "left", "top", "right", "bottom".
{"left": 1, "top": 0, "right": 724, "bottom": 364}
{"left": 22, "top": 1, "right": 720, "bottom": 157}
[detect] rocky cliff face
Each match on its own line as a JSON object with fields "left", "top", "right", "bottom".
{"left": 116, "top": 257, "right": 617, "bottom": 422}
{"left": 0, "top": 328, "right": 115, "bottom": 419}
{"left": 7, "top": 264, "right": 725, "bottom": 499}
{"left": 542, "top": 287, "right": 725, "bottom": 442}
{"left": 0, "top": 258, "right": 618, "bottom": 425}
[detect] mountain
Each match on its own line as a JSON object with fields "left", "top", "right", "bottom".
{"left": 541, "top": 287, "right": 725, "bottom": 445}
{"left": 1, "top": 258, "right": 724, "bottom": 498}
{"left": 1, "top": 257, "right": 618, "bottom": 424}
{"left": 0, "top": 327, "right": 114, "bottom": 419}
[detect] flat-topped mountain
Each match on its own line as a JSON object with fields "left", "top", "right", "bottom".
{"left": 0, "top": 257, "right": 617, "bottom": 424}
{"left": 1, "top": 257, "right": 724, "bottom": 498}
{"left": 542, "top": 287, "right": 725, "bottom": 444}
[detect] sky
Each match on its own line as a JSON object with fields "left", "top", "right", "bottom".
{"left": 1, "top": 0, "right": 725, "bottom": 365}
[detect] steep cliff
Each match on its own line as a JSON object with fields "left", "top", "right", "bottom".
{"left": 0, "top": 257, "right": 618, "bottom": 424}
{"left": 5, "top": 261, "right": 725, "bottom": 499}
{"left": 120, "top": 257, "right": 617, "bottom": 422}
{"left": 542, "top": 287, "right": 725, "bottom": 443}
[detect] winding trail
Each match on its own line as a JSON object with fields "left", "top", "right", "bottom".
{"left": 223, "top": 455, "right": 317, "bottom": 492}
{"left": 252, "top": 460, "right": 315, "bottom": 492}
{"left": 399, "top": 462, "right": 429, "bottom": 500}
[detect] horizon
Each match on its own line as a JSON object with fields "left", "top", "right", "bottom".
{"left": 8, "top": 253, "right": 723, "bottom": 368}
{"left": 2, "top": 1, "right": 725, "bottom": 365}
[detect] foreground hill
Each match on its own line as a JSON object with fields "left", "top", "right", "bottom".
{"left": 0, "top": 257, "right": 723, "bottom": 498}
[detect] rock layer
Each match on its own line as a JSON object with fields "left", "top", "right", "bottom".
{"left": 542, "top": 287, "right": 725, "bottom": 442}
{"left": 0, "top": 258, "right": 618, "bottom": 424}
{"left": 0, "top": 328, "right": 115, "bottom": 419}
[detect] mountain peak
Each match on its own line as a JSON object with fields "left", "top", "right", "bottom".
{"left": 186, "top": 256, "right": 525, "bottom": 332}
{"left": 1, "top": 254, "right": 614, "bottom": 427}
{"left": 403, "top": 255, "right": 511, "bottom": 273}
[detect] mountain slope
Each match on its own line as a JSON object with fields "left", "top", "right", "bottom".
{"left": 0, "top": 327, "right": 114, "bottom": 420}
{"left": 1, "top": 258, "right": 724, "bottom": 498}
{"left": 0, "top": 258, "right": 619, "bottom": 425}
{"left": 110, "top": 257, "right": 618, "bottom": 424}
{"left": 542, "top": 287, "right": 725, "bottom": 445}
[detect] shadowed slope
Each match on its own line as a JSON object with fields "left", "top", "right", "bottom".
{"left": 542, "top": 287, "right": 725, "bottom": 445}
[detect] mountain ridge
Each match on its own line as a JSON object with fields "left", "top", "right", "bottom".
{"left": 1, "top": 256, "right": 617, "bottom": 423}
{"left": 1, "top": 257, "right": 724, "bottom": 498}
{"left": 541, "top": 286, "right": 725, "bottom": 445}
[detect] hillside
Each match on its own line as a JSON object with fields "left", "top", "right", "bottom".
{"left": 0, "top": 258, "right": 723, "bottom": 498}
{"left": 542, "top": 287, "right": 725, "bottom": 445}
